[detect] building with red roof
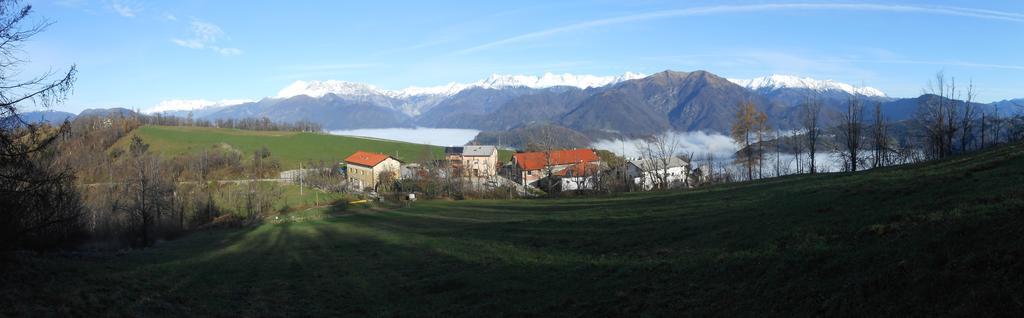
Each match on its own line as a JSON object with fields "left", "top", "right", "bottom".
{"left": 345, "top": 151, "right": 401, "bottom": 190}
{"left": 510, "top": 149, "right": 601, "bottom": 188}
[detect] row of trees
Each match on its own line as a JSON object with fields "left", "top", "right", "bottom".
{"left": 124, "top": 111, "right": 324, "bottom": 133}
{"left": 76, "top": 134, "right": 285, "bottom": 247}
{"left": 728, "top": 71, "right": 1023, "bottom": 181}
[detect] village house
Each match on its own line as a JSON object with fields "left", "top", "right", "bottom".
{"left": 444, "top": 147, "right": 464, "bottom": 172}
{"left": 461, "top": 145, "right": 498, "bottom": 177}
{"left": 444, "top": 145, "right": 499, "bottom": 178}
{"left": 510, "top": 149, "right": 601, "bottom": 188}
{"left": 344, "top": 150, "right": 401, "bottom": 190}
{"left": 628, "top": 157, "right": 691, "bottom": 190}
{"left": 551, "top": 162, "right": 602, "bottom": 191}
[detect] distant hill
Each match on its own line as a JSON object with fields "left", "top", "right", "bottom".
{"left": 17, "top": 110, "right": 76, "bottom": 124}
{"left": 205, "top": 95, "right": 414, "bottom": 130}
{"left": 78, "top": 107, "right": 138, "bottom": 118}
{"left": 992, "top": 98, "right": 1024, "bottom": 116}
{"left": 470, "top": 123, "right": 594, "bottom": 150}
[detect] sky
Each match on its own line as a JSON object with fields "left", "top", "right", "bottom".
{"left": 20, "top": 0, "right": 1024, "bottom": 113}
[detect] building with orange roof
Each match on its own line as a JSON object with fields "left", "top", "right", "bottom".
{"left": 345, "top": 150, "right": 401, "bottom": 190}
{"left": 510, "top": 148, "right": 600, "bottom": 188}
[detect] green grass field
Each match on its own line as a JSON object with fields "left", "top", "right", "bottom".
{"left": 5, "top": 143, "right": 1024, "bottom": 316}
{"left": 208, "top": 182, "right": 352, "bottom": 214}
{"left": 114, "top": 126, "right": 448, "bottom": 169}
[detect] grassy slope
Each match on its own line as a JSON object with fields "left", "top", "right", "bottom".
{"left": 211, "top": 182, "right": 351, "bottom": 214}
{"left": 5, "top": 143, "right": 1024, "bottom": 316}
{"left": 113, "top": 126, "right": 447, "bottom": 169}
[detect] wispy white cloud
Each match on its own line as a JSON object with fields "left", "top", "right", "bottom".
{"left": 163, "top": 13, "right": 178, "bottom": 21}
{"left": 171, "top": 38, "right": 203, "bottom": 49}
{"left": 214, "top": 47, "right": 243, "bottom": 56}
{"left": 171, "top": 20, "right": 243, "bottom": 56}
{"left": 456, "top": 3, "right": 1024, "bottom": 54}
{"left": 110, "top": 0, "right": 140, "bottom": 18}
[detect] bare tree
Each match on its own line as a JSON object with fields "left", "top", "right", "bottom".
{"left": 697, "top": 152, "right": 716, "bottom": 186}
{"left": 801, "top": 95, "right": 822, "bottom": 174}
{"left": 525, "top": 126, "right": 562, "bottom": 194}
{"left": 0, "top": 1, "right": 82, "bottom": 251}
{"left": 837, "top": 96, "right": 865, "bottom": 172}
{"left": 756, "top": 111, "right": 769, "bottom": 178}
{"left": 790, "top": 130, "right": 804, "bottom": 173}
{"left": 944, "top": 78, "right": 959, "bottom": 155}
{"left": 918, "top": 71, "right": 960, "bottom": 159}
{"left": 634, "top": 133, "right": 680, "bottom": 190}
{"left": 959, "top": 80, "right": 977, "bottom": 152}
{"left": 116, "top": 136, "right": 174, "bottom": 246}
{"left": 871, "top": 102, "right": 890, "bottom": 168}
{"left": 980, "top": 107, "right": 988, "bottom": 150}
{"left": 774, "top": 130, "right": 782, "bottom": 177}
{"left": 731, "top": 100, "right": 767, "bottom": 181}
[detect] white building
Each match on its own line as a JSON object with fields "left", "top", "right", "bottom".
{"left": 629, "top": 157, "right": 690, "bottom": 191}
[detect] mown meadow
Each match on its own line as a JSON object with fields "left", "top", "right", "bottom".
{"left": 114, "top": 126, "right": 445, "bottom": 169}
{"left": 3, "top": 141, "right": 1023, "bottom": 316}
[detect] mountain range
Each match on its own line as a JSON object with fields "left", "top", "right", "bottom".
{"left": 66, "top": 70, "right": 1020, "bottom": 144}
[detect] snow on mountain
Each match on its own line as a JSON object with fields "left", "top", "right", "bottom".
{"left": 390, "top": 82, "right": 470, "bottom": 98}
{"left": 727, "top": 74, "right": 886, "bottom": 97}
{"left": 276, "top": 80, "right": 384, "bottom": 99}
{"left": 146, "top": 98, "right": 255, "bottom": 114}
{"left": 149, "top": 72, "right": 647, "bottom": 115}
{"left": 275, "top": 72, "right": 647, "bottom": 100}
{"left": 471, "top": 72, "right": 646, "bottom": 91}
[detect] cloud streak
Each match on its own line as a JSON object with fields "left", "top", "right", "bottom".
{"left": 110, "top": 0, "right": 140, "bottom": 18}
{"left": 171, "top": 20, "right": 244, "bottom": 56}
{"left": 456, "top": 3, "right": 1024, "bottom": 54}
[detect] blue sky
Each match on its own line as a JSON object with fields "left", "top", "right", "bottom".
{"left": 23, "top": 0, "right": 1024, "bottom": 113}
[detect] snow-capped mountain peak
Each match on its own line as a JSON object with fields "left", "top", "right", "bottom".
{"left": 390, "top": 82, "right": 470, "bottom": 98}
{"left": 727, "top": 74, "right": 886, "bottom": 97}
{"left": 274, "top": 72, "right": 646, "bottom": 100}
{"left": 473, "top": 72, "right": 646, "bottom": 90}
{"left": 276, "top": 80, "right": 383, "bottom": 99}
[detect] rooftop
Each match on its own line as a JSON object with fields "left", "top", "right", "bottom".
{"left": 513, "top": 149, "right": 599, "bottom": 171}
{"left": 463, "top": 145, "right": 497, "bottom": 156}
{"left": 345, "top": 151, "right": 396, "bottom": 167}
{"left": 630, "top": 157, "right": 689, "bottom": 170}
{"left": 444, "top": 147, "right": 464, "bottom": 155}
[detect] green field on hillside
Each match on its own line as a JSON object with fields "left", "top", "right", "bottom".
{"left": 113, "top": 126, "right": 449, "bottom": 169}
{"left": 5, "top": 143, "right": 1024, "bottom": 316}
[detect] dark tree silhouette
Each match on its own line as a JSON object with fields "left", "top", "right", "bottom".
{"left": 0, "top": 0, "right": 81, "bottom": 251}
